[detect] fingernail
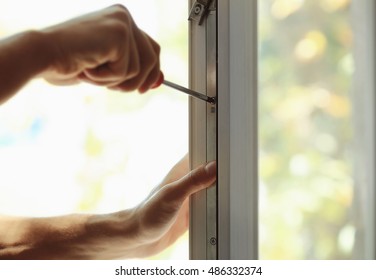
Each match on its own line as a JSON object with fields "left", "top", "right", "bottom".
{"left": 205, "top": 161, "right": 217, "bottom": 176}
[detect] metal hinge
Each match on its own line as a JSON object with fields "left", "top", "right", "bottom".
{"left": 188, "top": 0, "right": 215, "bottom": 25}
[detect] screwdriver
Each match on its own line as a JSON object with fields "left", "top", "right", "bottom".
{"left": 162, "top": 80, "right": 216, "bottom": 105}
{"left": 153, "top": 73, "right": 216, "bottom": 105}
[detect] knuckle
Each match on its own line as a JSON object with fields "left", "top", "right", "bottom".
{"left": 111, "top": 4, "right": 129, "bottom": 15}
{"left": 108, "top": 4, "right": 132, "bottom": 24}
{"left": 129, "top": 60, "right": 141, "bottom": 79}
{"left": 147, "top": 68, "right": 160, "bottom": 87}
{"left": 154, "top": 42, "right": 161, "bottom": 55}
{"left": 150, "top": 68, "right": 160, "bottom": 82}
{"left": 109, "top": 20, "right": 129, "bottom": 39}
{"left": 146, "top": 56, "right": 158, "bottom": 73}
{"left": 149, "top": 39, "right": 161, "bottom": 62}
{"left": 144, "top": 50, "right": 159, "bottom": 72}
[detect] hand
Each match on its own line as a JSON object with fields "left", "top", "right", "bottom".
{"left": 42, "top": 5, "right": 161, "bottom": 93}
{"left": 0, "top": 156, "right": 216, "bottom": 260}
{"left": 132, "top": 156, "right": 217, "bottom": 257}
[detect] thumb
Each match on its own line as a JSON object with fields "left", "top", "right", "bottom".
{"left": 162, "top": 161, "right": 217, "bottom": 203}
{"left": 81, "top": 59, "right": 132, "bottom": 85}
{"left": 81, "top": 64, "right": 118, "bottom": 84}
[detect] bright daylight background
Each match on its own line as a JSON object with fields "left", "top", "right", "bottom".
{"left": 259, "top": 0, "right": 356, "bottom": 259}
{"left": 0, "top": 0, "right": 189, "bottom": 259}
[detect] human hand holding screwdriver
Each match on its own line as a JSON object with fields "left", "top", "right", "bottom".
{"left": 42, "top": 4, "right": 162, "bottom": 93}
{"left": 0, "top": 4, "right": 163, "bottom": 104}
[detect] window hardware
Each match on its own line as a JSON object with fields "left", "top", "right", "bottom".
{"left": 189, "top": 0, "right": 215, "bottom": 25}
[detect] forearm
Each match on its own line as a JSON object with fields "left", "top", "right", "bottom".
{"left": 0, "top": 30, "right": 53, "bottom": 104}
{"left": 0, "top": 211, "right": 142, "bottom": 260}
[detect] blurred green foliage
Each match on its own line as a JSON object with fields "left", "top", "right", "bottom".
{"left": 259, "top": 0, "right": 354, "bottom": 259}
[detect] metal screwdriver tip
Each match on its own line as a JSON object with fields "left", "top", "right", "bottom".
{"left": 162, "top": 80, "right": 216, "bottom": 105}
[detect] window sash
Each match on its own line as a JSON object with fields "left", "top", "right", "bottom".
{"left": 189, "top": 0, "right": 217, "bottom": 260}
{"left": 217, "top": 0, "right": 258, "bottom": 260}
{"left": 189, "top": 0, "right": 258, "bottom": 260}
{"left": 351, "top": 0, "right": 376, "bottom": 259}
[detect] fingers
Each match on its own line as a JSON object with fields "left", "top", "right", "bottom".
{"left": 46, "top": 4, "right": 162, "bottom": 92}
{"left": 138, "top": 34, "right": 162, "bottom": 93}
{"left": 108, "top": 30, "right": 161, "bottom": 93}
{"left": 146, "top": 154, "right": 189, "bottom": 199}
{"left": 82, "top": 9, "right": 161, "bottom": 93}
{"left": 151, "top": 72, "right": 164, "bottom": 89}
{"left": 162, "top": 161, "right": 217, "bottom": 203}
{"left": 79, "top": 33, "right": 139, "bottom": 86}
{"left": 133, "top": 161, "right": 216, "bottom": 251}
{"left": 94, "top": 4, "right": 141, "bottom": 85}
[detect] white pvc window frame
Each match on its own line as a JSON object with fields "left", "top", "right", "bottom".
{"left": 217, "top": 0, "right": 258, "bottom": 260}
{"left": 351, "top": 0, "right": 376, "bottom": 260}
{"left": 189, "top": 0, "right": 218, "bottom": 260}
{"left": 189, "top": 0, "right": 258, "bottom": 260}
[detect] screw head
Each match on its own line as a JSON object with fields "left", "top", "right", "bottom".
{"left": 209, "top": 237, "right": 217, "bottom": 245}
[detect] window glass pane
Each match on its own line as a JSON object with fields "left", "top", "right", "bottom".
{"left": 259, "top": 0, "right": 356, "bottom": 259}
{"left": 0, "top": 0, "right": 188, "bottom": 259}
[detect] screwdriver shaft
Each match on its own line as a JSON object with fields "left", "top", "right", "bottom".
{"left": 162, "top": 80, "right": 216, "bottom": 105}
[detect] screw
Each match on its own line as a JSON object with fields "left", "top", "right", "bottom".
{"left": 209, "top": 237, "right": 217, "bottom": 245}
{"left": 194, "top": 4, "right": 203, "bottom": 15}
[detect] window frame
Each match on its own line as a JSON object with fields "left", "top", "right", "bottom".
{"left": 351, "top": 0, "right": 376, "bottom": 259}
{"left": 189, "top": 0, "right": 258, "bottom": 260}
{"left": 189, "top": 0, "right": 218, "bottom": 260}
{"left": 217, "top": 0, "right": 258, "bottom": 260}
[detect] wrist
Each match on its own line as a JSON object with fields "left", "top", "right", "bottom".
{"left": 0, "top": 30, "right": 56, "bottom": 104}
{"left": 21, "top": 30, "right": 56, "bottom": 76}
{"left": 82, "top": 209, "right": 143, "bottom": 259}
